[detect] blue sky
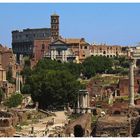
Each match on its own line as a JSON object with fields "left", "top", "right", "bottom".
{"left": 0, "top": 3, "right": 140, "bottom": 47}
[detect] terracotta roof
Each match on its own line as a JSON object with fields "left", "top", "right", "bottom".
{"left": 61, "top": 38, "right": 80, "bottom": 44}
{"left": 61, "top": 38, "right": 89, "bottom": 45}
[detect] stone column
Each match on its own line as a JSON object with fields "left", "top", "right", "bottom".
{"left": 129, "top": 59, "right": 135, "bottom": 107}
{"left": 16, "top": 72, "right": 21, "bottom": 93}
{"left": 80, "top": 95, "right": 83, "bottom": 108}
{"left": 82, "top": 95, "right": 85, "bottom": 108}
{"left": 77, "top": 93, "right": 80, "bottom": 113}
{"left": 62, "top": 50, "right": 65, "bottom": 62}
{"left": 82, "top": 95, "right": 86, "bottom": 113}
{"left": 54, "top": 50, "right": 56, "bottom": 59}
{"left": 85, "top": 94, "right": 87, "bottom": 108}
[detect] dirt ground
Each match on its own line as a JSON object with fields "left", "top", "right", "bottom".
{"left": 16, "top": 111, "right": 67, "bottom": 137}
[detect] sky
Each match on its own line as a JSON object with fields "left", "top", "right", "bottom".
{"left": 0, "top": 3, "right": 140, "bottom": 47}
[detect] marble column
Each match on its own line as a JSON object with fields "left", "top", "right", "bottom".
{"left": 16, "top": 72, "right": 21, "bottom": 93}
{"left": 51, "top": 50, "right": 53, "bottom": 60}
{"left": 82, "top": 95, "right": 85, "bottom": 113}
{"left": 77, "top": 94, "right": 80, "bottom": 113}
{"left": 85, "top": 94, "right": 87, "bottom": 108}
{"left": 54, "top": 50, "right": 56, "bottom": 59}
{"left": 82, "top": 95, "right": 85, "bottom": 108}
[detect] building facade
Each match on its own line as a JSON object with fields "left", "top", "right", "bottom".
{"left": 12, "top": 14, "right": 59, "bottom": 63}
{"left": 33, "top": 39, "right": 51, "bottom": 62}
{"left": 61, "top": 38, "right": 90, "bottom": 63}
{"left": 90, "top": 44, "right": 123, "bottom": 57}
{"left": 45, "top": 39, "right": 76, "bottom": 62}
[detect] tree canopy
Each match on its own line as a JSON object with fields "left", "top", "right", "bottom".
{"left": 22, "top": 58, "right": 82, "bottom": 109}
{"left": 82, "top": 56, "right": 113, "bottom": 78}
{"left": 24, "top": 69, "right": 81, "bottom": 109}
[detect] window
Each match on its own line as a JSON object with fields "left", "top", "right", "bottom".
{"left": 42, "top": 44, "right": 45, "bottom": 50}
{"left": 84, "top": 46, "right": 87, "bottom": 49}
{"left": 43, "top": 33, "right": 46, "bottom": 37}
{"left": 103, "top": 51, "right": 106, "bottom": 54}
{"left": 58, "top": 50, "right": 61, "bottom": 55}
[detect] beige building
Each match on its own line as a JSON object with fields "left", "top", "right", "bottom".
{"left": 90, "top": 44, "right": 123, "bottom": 58}
{"left": 0, "top": 44, "right": 17, "bottom": 97}
{"left": 61, "top": 38, "right": 90, "bottom": 63}
{"left": 0, "top": 50, "right": 6, "bottom": 82}
{"left": 0, "top": 44, "right": 17, "bottom": 79}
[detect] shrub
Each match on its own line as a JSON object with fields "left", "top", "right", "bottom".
{"left": 4, "top": 93, "right": 23, "bottom": 108}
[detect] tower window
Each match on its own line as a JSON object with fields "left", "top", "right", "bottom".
{"left": 42, "top": 44, "right": 45, "bottom": 49}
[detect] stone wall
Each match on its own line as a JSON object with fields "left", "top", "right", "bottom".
{"left": 119, "top": 77, "right": 140, "bottom": 96}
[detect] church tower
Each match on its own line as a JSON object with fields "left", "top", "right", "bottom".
{"left": 51, "top": 13, "right": 59, "bottom": 40}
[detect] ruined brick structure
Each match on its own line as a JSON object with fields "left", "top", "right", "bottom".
{"left": 0, "top": 111, "right": 16, "bottom": 137}
{"left": 118, "top": 77, "right": 140, "bottom": 96}
{"left": 91, "top": 115, "right": 140, "bottom": 137}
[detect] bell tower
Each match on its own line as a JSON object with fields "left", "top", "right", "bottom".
{"left": 51, "top": 13, "right": 59, "bottom": 40}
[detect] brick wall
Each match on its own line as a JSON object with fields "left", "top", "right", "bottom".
{"left": 33, "top": 39, "right": 51, "bottom": 62}
{"left": 119, "top": 77, "right": 140, "bottom": 96}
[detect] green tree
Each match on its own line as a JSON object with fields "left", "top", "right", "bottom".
{"left": 82, "top": 56, "right": 113, "bottom": 78}
{"left": 4, "top": 93, "right": 23, "bottom": 108}
{"left": 27, "top": 70, "right": 81, "bottom": 109}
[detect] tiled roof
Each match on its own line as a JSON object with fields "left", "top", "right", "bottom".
{"left": 61, "top": 38, "right": 88, "bottom": 45}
